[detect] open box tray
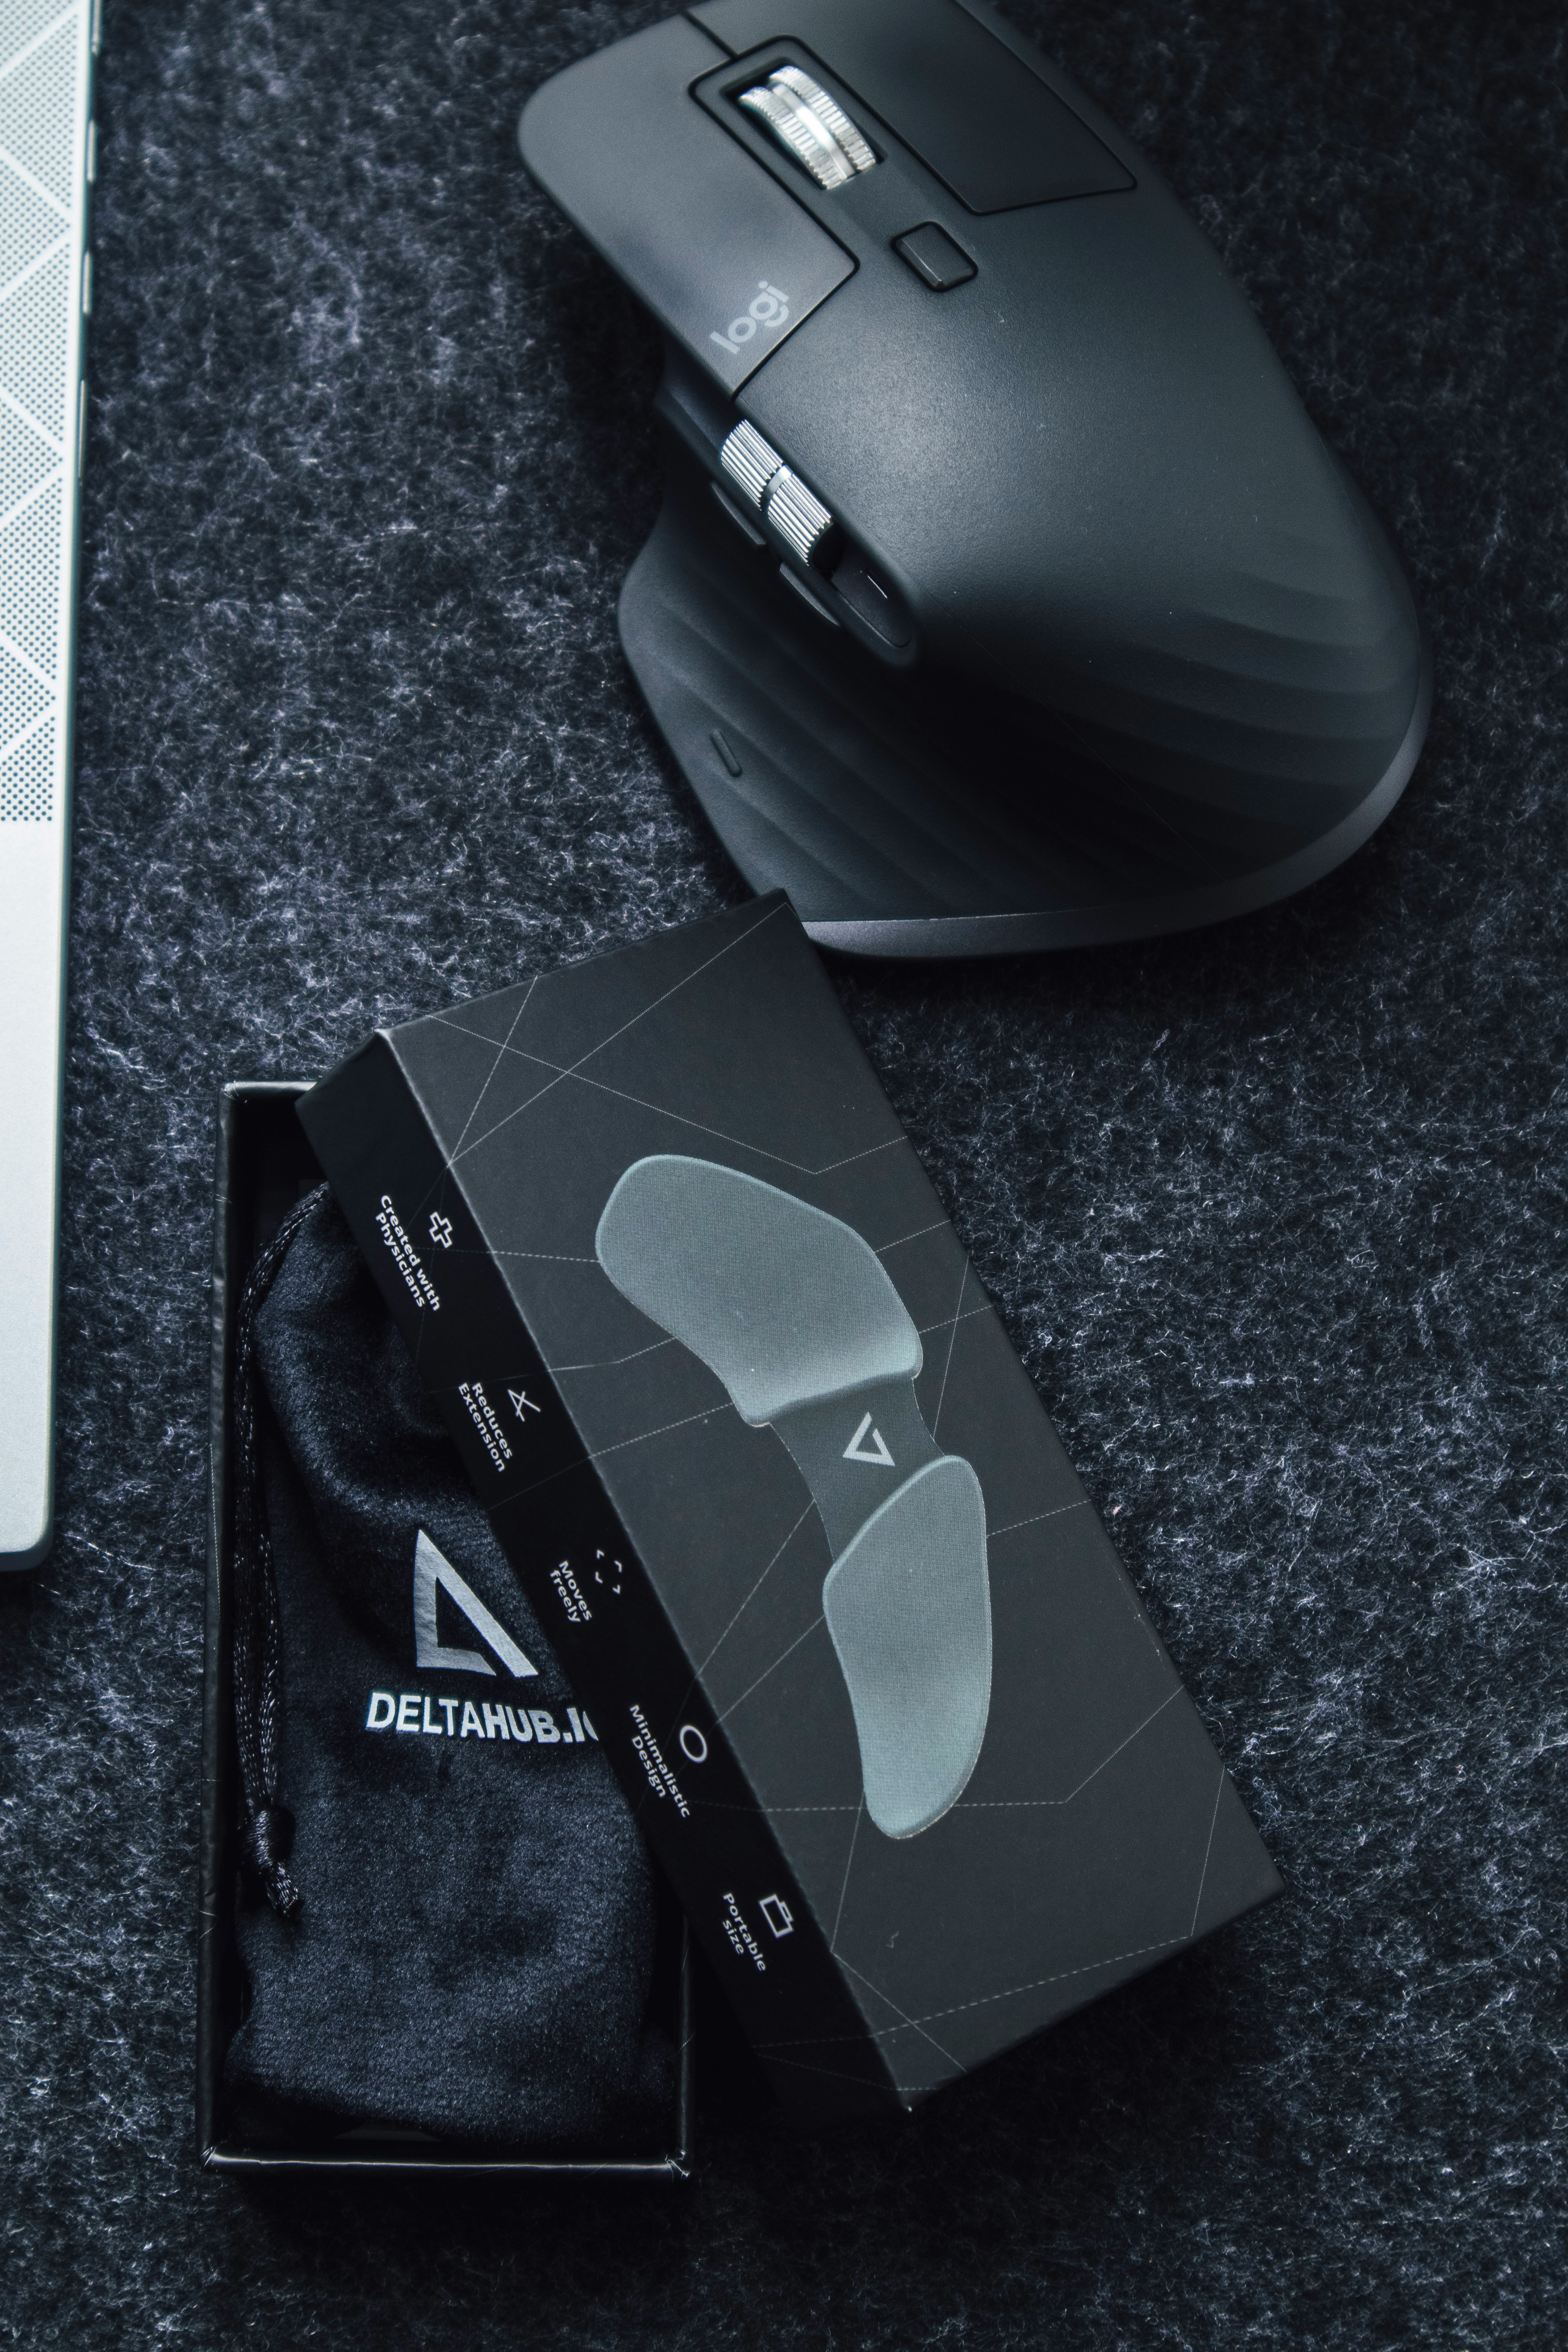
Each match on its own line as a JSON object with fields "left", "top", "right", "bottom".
{"left": 198, "top": 1082, "right": 694, "bottom": 2176}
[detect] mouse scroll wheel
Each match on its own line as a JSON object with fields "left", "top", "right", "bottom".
{"left": 738, "top": 67, "right": 877, "bottom": 192}
{"left": 720, "top": 421, "right": 838, "bottom": 567}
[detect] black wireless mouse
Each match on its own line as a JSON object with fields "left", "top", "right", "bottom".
{"left": 520, "top": 0, "right": 1430, "bottom": 957}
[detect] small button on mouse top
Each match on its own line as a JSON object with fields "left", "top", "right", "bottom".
{"left": 893, "top": 225, "right": 976, "bottom": 292}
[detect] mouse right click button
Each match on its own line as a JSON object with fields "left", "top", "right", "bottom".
{"left": 893, "top": 224, "right": 976, "bottom": 292}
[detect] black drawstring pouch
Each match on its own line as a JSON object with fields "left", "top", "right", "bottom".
{"left": 223, "top": 1187, "right": 675, "bottom": 2150}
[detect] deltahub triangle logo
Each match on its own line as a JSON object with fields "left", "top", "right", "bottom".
{"left": 363, "top": 1531, "right": 597, "bottom": 1748}
{"left": 412, "top": 1529, "right": 536, "bottom": 1678}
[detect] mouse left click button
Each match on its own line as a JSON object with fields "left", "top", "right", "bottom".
{"left": 518, "top": 18, "right": 856, "bottom": 395}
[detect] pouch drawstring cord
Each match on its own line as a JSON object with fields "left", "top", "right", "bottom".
{"left": 229, "top": 1183, "right": 329, "bottom": 1918}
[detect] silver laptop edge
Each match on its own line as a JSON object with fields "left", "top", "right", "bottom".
{"left": 0, "top": 0, "right": 96, "bottom": 1567}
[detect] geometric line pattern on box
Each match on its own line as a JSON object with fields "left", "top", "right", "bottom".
{"left": 426, "top": 903, "right": 913, "bottom": 1183}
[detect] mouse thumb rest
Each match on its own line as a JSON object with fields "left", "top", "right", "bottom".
{"left": 521, "top": 3, "right": 1431, "bottom": 958}
{"left": 618, "top": 433, "right": 1430, "bottom": 959}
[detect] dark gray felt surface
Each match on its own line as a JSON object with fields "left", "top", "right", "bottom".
{"left": 3, "top": 0, "right": 1564, "bottom": 2342}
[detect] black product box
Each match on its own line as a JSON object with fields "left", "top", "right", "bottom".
{"left": 199, "top": 1082, "right": 693, "bottom": 2176}
{"left": 299, "top": 898, "right": 1281, "bottom": 2127}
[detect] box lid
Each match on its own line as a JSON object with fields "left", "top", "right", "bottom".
{"left": 300, "top": 898, "right": 1279, "bottom": 2122}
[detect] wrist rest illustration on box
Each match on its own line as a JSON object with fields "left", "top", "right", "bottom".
{"left": 595, "top": 1155, "right": 991, "bottom": 1838}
